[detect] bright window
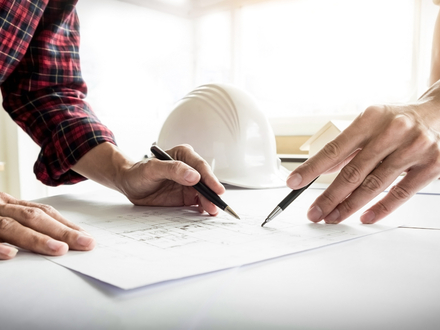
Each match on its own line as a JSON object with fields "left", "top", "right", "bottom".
{"left": 194, "top": 0, "right": 438, "bottom": 132}
{"left": 240, "top": 0, "right": 414, "bottom": 116}
{"left": 8, "top": 0, "right": 438, "bottom": 199}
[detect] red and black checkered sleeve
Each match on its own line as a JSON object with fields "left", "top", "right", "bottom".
{"left": 1, "top": 0, "right": 116, "bottom": 186}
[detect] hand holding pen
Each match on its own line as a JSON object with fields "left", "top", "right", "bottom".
{"left": 151, "top": 145, "right": 240, "bottom": 219}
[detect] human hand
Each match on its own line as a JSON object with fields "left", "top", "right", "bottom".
{"left": 116, "top": 144, "right": 225, "bottom": 215}
{"left": 0, "top": 192, "right": 95, "bottom": 260}
{"left": 286, "top": 87, "right": 440, "bottom": 224}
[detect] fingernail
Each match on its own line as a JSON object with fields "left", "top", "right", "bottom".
{"left": 325, "top": 208, "right": 340, "bottom": 224}
{"left": 287, "top": 173, "right": 302, "bottom": 189}
{"left": 308, "top": 205, "right": 323, "bottom": 222}
{"left": 184, "top": 169, "right": 199, "bottom": 183}
{"left": 0, "top": 245, "right": 18, "bottom": 258}
{"left": 47, "top": 239, "right": 68, "bottom": 253}
{"left": 77, "top": 234, "right": 95, "bottom": 248}
{"left": 361, "top": 210, "right": 376, "bottom": 224}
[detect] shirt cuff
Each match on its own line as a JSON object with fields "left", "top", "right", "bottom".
{"left": 34, "top": 118, "right": 117, "bottom": 186}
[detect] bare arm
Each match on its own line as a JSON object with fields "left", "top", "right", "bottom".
{"left": 71, "top": 142, "right": 225, "bottom": 213}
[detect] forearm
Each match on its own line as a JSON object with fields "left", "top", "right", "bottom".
{"left": 1, "top": 1, "right": 117, "bottom": 186}
{"left": 5, "top": 88, "right": 117, "bottom": 186}
{"left": 71, "top": 142, "right": 134, "bottom": 193}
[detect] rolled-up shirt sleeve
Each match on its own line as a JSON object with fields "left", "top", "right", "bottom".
{"left": 1, "top": 0, "right": 116, "bottom": 186}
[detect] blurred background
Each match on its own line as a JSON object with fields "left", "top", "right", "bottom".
{"left": 0, "top": 0, "right": 437, "bottom": 199}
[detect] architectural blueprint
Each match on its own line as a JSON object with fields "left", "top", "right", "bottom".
{"left": 44, "top": 187, "right": 394, "bottom": 289}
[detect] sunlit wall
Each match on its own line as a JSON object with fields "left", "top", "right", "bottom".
{"left": 77, "top": 0, "right": 194, "bottom": 161}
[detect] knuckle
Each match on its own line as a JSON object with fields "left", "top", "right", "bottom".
{"left": 0, "top": 217, "right": 13, "bottom": 231}
{"left": 322, "top": 140, "right": 342, "bottom": 161}
{"left": 361, "top": 174, "right": 383, "bottom": 194}
{"left": 194, "top": 158, "right": 210, "bottom": 170}
{"left": 376, "top": 200, "right": 391, "bottom": 216}
{"left": 339, "top": 198, "right": 355, "bottom": 214}
{"left": 180, "top": 143, "right": 194, "bottom": 151}
{"left": 339, "top": 164, "right": 362, "bottom": 185}
{"left": 21, "top": 207, "right": 44, "bottom": 222}
{"left": 38, "top": 204, "right": 55, "bottom": 215}
{"left": 174, "top": 144, "right": 194, "bottom": 155}
{"left": 362, "top": 105, "right": 385, "bottom": 119}
{"left": 390, "top": 114, "right": 414, "bottom": 132}
{"left": 28, "top": 233, "right": 41, "bottom": 248}
{"left": 320, "top": 190, "right": 338, "bottom": 205}
{"left": 168, "top": 161, "right": 183, "bottom": 175}
{"left": 389, "top": 185, "right": 411, "bottom": 201}
{"left": 302, "top": 157, "right": 335, "bottom": 180}
{"left": 0, "top": 192, "right": 14, "bottom": 204}
{"left": 58, "top": 229, "right": 72, "bottom": 243}
{"left": 297, "top": 159, "right": 318, "bottom": 175}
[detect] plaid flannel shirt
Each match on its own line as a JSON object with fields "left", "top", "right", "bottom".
{"left": 0, "top": 0, "right": 116, "bottom": 186}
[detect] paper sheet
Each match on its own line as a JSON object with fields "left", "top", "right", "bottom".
{"left": 44, "top": 187, "right": 395, "bottom": 289}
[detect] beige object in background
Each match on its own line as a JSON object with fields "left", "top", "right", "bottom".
{"left": 0, "top": 161, "right": 4, "bottom": 171}
{"left": 300, "top": 120, "right": 352, "bottom": 184}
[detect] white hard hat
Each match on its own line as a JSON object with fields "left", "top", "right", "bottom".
{"left": 157, "top": 83, "right": 289, "bottom": 189}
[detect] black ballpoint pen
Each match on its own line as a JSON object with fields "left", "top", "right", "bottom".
{"left": 261, "top": 177, "right": 319, "bottom": 227}
{"left": 150, "top": 145, "right": 240, "bottom": 220}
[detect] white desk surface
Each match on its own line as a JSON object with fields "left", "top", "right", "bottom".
{"left": 1, "top": 186, "right": 440, "bottom": 330}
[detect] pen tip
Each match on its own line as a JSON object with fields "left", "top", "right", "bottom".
{"left": 261, "top": 219, "right": 268, "bottom": 227}
{"left": 224, "top": 206, "right": 240, "bottom": 220}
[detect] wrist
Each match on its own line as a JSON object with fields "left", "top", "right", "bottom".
{"left": 413, "top": 81, "right": 440, "bottom": 131}
{"left": 72, "top": 142, "right": 134, "bottom": 193}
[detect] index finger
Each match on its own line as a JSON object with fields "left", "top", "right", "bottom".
{"left": 169, "top": 144, "right": 226, "bottom": 195}
{"left": 0, "top": 203, "right": 95, "bottom": 251}
{"left": 287, "top": 118, "right": 367, "bottom": 190}
{"left": 8, "top": 198, "right": 83, "bottom": 232}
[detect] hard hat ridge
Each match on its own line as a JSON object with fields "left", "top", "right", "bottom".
{"left": 184, "top": 84, "right": 240, "bottom": 143}
{"left": 157, "top": 83, "right": 289, "bottom": 189}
